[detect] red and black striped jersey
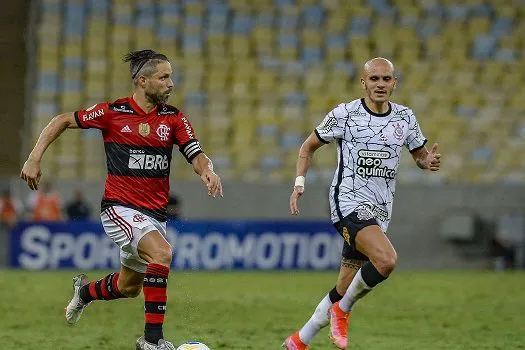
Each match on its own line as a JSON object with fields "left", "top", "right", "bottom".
{"left": 74, "top": 96, "right": 202, "bottom": 221}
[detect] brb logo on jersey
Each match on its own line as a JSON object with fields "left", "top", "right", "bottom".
{"left": 128, "top": 150, "right": 169, "bottom": 170}
{"left": 356, "top": 150, "right": 395, "bottom": 179}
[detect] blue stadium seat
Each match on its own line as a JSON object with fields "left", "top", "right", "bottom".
{"left": 491, "top": 17, "right": 513, "bottom": 37}
{"left": 302, "top": 6, "right": 324, "bottom": 27}
{"left": 158, "top": 2, "right": 180, "bottom": 15}
{"left": 41, "top": 0, "right": 61, "bottom": 13}
{"left": 417, "top": 18, "right": 441, "bottom": 39}
{"left": 64, "top": 2, "right": 85, "bottom": 36}
{"left": 38, "top": 72, "right": 58, "bottom": 94}
{"left": 273, "top": 0, "right": 294, "bottom": 7}
{"left": 472, "top": 35, "right": 498, "bottom": 60}
{"left": 232, "top": 13, "right": 253, "bottom": 34}
{"left": 35, "top": 102, "right": 58, "bottom": 117}
{"left": 88, "top": 0, "right": 109, "bottom": 14}
{"left": 302, "top": 47, "right": 322, "bottom": 64}
{"left": 137, "top": 13, "right": 155, "bottom": 28}
{"left": 349, "top": 16, "right": 372, "bottom": 35}
{"left": 471, "top": 3, "right": 493, "bottom": 17}
{"left": 157, "top": 25, "right": 178, "bottom": 39}
{"left": 446, "top": 4, "right": 469, "bottom": 21}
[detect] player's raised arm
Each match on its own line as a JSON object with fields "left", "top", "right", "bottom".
{"left": 410, "top": 143, "right": 441, "bottom": 171}
{"left": 290, "top": 132, "right": 325, "bottom": 215}
{"left": 191, "top": 152, "right": 223, "bottom": 198}
{"left": 20, "top": 112, "right": 79, "bottom": 190}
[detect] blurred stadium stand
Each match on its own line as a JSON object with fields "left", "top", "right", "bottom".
{"left": 30, "top": 0, "right": 525, "bottom": 185}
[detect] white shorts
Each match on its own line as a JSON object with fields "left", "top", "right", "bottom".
{"left": 101, "top": 205, "right": 167, "bottom": 273}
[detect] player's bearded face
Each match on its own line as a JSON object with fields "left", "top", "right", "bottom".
{"left": 145, "top": 83, "right": 170, "bottom": 104}
{"left": 145, "top": 62, "right": 173, "bottom": 105}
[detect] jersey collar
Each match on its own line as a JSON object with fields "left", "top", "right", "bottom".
{"left": 129, "top": 95, "right": 158, "bottom": 115}
{"left": 361, "top": 98, "right": 392, "bottom": 117}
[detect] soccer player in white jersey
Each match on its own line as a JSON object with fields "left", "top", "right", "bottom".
{"left": 282, "top": 58, "right": 441, "bottom": 350}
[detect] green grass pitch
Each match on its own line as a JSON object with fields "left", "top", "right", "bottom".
{"left": 1, "top": 270, "right": 524, "bottom": 349}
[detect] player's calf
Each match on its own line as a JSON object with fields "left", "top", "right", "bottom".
{"left": 138, "top": 230, "right": 173, "bottom": 345}
{"left": 329, "top": 262, "right": 389, "bottom": 349}
{"left": 143, "top": 263, "right": 170, "bottom": 345}
{"left": 118, "top": 283, "right": 142, "bottom": 298}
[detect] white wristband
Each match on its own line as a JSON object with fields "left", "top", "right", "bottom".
{"left": 294, "top": 176, "right": 305, "bottom": 187}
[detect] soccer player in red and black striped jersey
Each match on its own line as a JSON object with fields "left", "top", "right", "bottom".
{"left": 20, "top": 49, "right": 223, "bottom": 350}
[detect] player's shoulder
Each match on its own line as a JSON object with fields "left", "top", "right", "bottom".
{"left": 156, "top": 104, "right": 182, "bottom": 117}
{"left": 389, "top": 101, "right": 416, "bottom": 121}
{"left": 108, "top": 97, "right": 137, "bottom": 114}
{"left": 338, "top": 99, "right": 362, "bottom": 110}
{"left": 330, "top": 99, "right": 362, "bottom": 116}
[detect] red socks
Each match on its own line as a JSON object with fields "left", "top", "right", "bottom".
{"left": 143, "top": 263, "right": 170, "bottom": 344}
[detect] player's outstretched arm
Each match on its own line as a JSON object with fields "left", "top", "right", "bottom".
{"left": 20, "top": 112, "right": 79, "bottom": 190}
{"left": 290, "top": 132, "right": 325, "bottom": 215}
{"left": 191, "top": 153, "right": 223, "bottom": 198}
{"left": 411, "top": 143, "right": 441, "bottom": 172}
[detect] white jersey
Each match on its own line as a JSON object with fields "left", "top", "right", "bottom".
{"left": 315, "top": 98, "right": 427, "bottom": 231}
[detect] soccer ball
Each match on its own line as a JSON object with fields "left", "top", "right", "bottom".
{"left": 176, "top": 342, "right": 210, "bottom": 350}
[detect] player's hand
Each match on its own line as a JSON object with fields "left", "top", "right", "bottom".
{"left": 426, "top": 143, "right": 441, "bottom": 171}
{"left": 20, "top": 158, "right": 42, "bottom": 190}
{"left": 201, "top": 169, "right": 223, "bottom": 198}
{"left": 290, "top": 186, "right": 304, "bottom": 215}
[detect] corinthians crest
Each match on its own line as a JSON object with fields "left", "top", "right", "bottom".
{"left": 392, "top": 123, "right": 405, "bottom": 141}
{"left": 138, "top": 123, "right": 150, "bottom": 137}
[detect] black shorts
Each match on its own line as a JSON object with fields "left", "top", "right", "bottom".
{"left": 333, "top": 211, "right": 379, "bottom": 261}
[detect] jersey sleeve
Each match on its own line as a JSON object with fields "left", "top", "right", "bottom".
{"left": 74, "top": 102, "right": 110, "bottom": 130}
{"left": 314, "top": 104, "right": 347, "bottom": 143}
{"left": 405, "top": 110, "right": 427, "bottom": 152}
{"left": 172, "top": 111, "right": 203, "bottom": 163}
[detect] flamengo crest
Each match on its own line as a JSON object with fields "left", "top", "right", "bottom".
{"left": 156, "top": 124, "right": 171, "bottom": 141}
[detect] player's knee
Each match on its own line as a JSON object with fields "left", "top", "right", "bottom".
{"left": 150, "top": 246, "right": 173, "bottom": 267}
{"left": 375, "top": 250, "right": 397, "bottom": 276}
{"left": 119, "top": 283, "right": 142, "bottom": 298}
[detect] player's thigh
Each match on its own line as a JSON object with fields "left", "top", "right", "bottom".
{"left": 354, "top": 225, "right": 396, "bottom": 264}
{"left": 334, "top": 216, "right": 370, "bottom": 292}
{"left": 334, "top": 211, "right": 376, "bottom": 258}
{"left": 101, "top": 206, "right": 168, "bottom": 272}
{"left": 137, "top": 229, "right": 172, "bottom": 264}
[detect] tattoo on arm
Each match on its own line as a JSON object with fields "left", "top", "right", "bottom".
{"left": 415, "top": 157, "right": 427, "bottom": 170}
{"left": 299, "top": 154, "right": 312, "bottom": 160}
{"left": 341, "top": 258, "right": 367, "bottom": 270}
